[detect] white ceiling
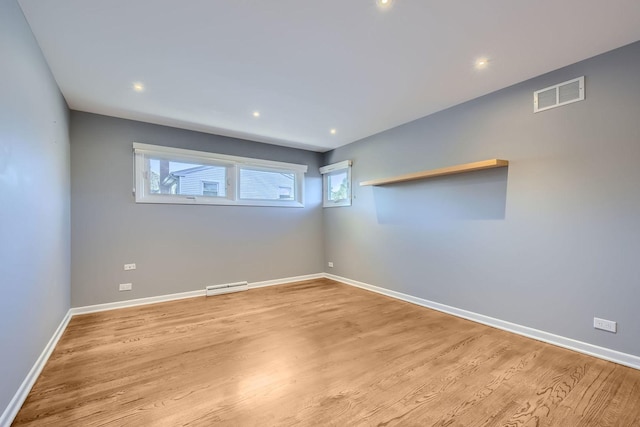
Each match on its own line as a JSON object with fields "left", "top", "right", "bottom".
{"left": 18, "top": 0, "right": 640, "bottom": 152}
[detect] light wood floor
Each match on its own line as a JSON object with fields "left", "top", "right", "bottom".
{"left": 14, "top": 279, "right": 640, "bottom": 426}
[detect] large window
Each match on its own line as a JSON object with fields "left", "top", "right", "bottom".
{"left": 133, "top": 143, "right": 307, "bottom": 207}
{"left": 320, "top": 160, "right": 352, "bottom": 207}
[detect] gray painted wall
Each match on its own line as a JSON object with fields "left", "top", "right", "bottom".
{"left": 324, "top": 41, "right": 640, "bottom": 357}
{"left": 2, "top": 8, "right": 637, "bottom": 418}
{"left": 0, "top": 0, "right": 70, "bottom": 416}
{"left": 70, "top": 112, "right": 324, "bottom": 307}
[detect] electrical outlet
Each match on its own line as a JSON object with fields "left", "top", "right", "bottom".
{"left": 593, "top": 317, "right": 616, "bottom": 333}
{"left": 119, "top": 283, "right": 132, "bottom": 291}
{"left": 124, "top": 263, "right": 136, "bottom": 271}
{"left": 328, "top": 262, "right": 334, "bottom": 268}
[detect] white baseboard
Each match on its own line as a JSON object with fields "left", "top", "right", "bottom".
{"left": 0, "top": 311, "right": 72, "bottom": 427}
{"left": 69, "top": 273, "right": 325, "bottom": 316}
{"left": 70, "top": 289, "right": 206, "bottom": 316}
{"left": 249, "top": 273, "right": 324, "bottom": 289}
{"left": 324, "top": 273, "right": 640, "bottom": 370}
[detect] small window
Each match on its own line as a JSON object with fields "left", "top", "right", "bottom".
{"left": 134, "top": 143, "right": 307, "bottom": 207}
{"left": 320, "top": 160, "right": 352, "bottom": 207}
{"left": 202, "top": 181, "right": 219, "bottom": 197}
{"left": 279, "top": 186, "right": 292, "bottom": 199}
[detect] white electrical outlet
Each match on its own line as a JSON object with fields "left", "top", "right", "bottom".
{"left": 124, "top": 263, "right": 136, "bottom": 271}
{"left": 328, "top": 262, "right": 334, "bottom": 268}
{"left": 119, "top": 283, "right": 132, "bottom": 291}
{"left": 593, "top": 317, "right": 617, "bottom": 333}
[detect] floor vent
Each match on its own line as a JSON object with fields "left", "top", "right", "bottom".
{"left": 534, "top": 76, "right": 584, "bottom": 113}
{"left": 205, "top": 281, "right": 248, "bottom": 297}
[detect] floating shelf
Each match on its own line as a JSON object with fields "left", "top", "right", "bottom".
{"left": 359, "top": 159, "right": 509, "bottom": 187}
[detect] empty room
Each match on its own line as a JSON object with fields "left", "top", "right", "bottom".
{"left": 2, "top": 0, "right": 640, "bottom": 425}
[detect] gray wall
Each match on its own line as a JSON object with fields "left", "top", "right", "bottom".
{"left": 0, "top": 0, "right": 70, "bottom": 417}
{"left": 324, "top": 41, "right": 640, "bottom": 357}
{"left": 70, "top": 112, "right": 324, "bottom": 307}
{"left": 1, "top": 7, "right": 637, "bottom": 418}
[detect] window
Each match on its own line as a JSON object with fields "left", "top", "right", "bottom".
{"left": 202, "top": 181, "right": 219, "bottom": 197}
{"left": 279, "top": 186, "right": 292, "bottom": 199}
{"left": 239, "top": 167, "right": 295, "bottom": 201}
{"left": 133, "top": 143, "right": 307, "bottom": 207}
{"left": 320, "top": 160, "right": 352, "bottom": 207}
{"left": 146, "top": 158, "right": 227, "bottom": 198}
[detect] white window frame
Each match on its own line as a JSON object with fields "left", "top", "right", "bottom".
{"left": 133, "top": 143, "right": 307, "bottom": 207}
{"left": 237, "top": 165, "right": 301, "bottom": 205}
{"left": 320, "top": 160, "right": 352, "bottom": 208}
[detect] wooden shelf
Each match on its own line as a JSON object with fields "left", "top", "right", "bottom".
{"left": 359, "top": 159, "right": 509, "bottom": 187}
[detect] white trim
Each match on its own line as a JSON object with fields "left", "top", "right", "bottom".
{"left": 135, "top": 193, "right": 305, "bottom": 208}
{"left": 0, "top": 311, "right": 72, "bottom": 427}
{"left": 133, "top": 142, "right": 308, "bottom": 173}
{"left": 319, "top": 160, "right": 352, "bottom": 175}
{"left": 62, "top": 274, "right": 325, "bottom": 316}
{"left": 249, "top": 273, "right": 324, "bottom": 289}
{"left": 324, "top": 273, "right": 640, "bottom": 370}
{"left": 70, "top": 289, "right": 205, "bottom": 315}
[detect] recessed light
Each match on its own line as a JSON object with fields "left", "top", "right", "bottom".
{"left": 132, "top": 82, "right": 145, "bottom": 92}
{"left": 377, "top": 0, "right": 392, "bottom": 8}
{"left": 475, "top": 58, "right": 489, "bottom": 70}
{"left": 253, "top": 111, "right": 260, "bottom": 118}
{"left": 330, "top": 129, "right": 337, "bottom": 135}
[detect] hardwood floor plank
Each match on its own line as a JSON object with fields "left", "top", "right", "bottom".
{"left": 430, "top": 350, "right": 539, "bottom": 426}
{"left": 12, "top": 279, "right": 640, "bottom": 426}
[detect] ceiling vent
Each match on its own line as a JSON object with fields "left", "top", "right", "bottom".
{"left": 533, "top": 76, "right": 584, "bottom": 113}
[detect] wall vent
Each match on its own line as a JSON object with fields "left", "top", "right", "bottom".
{"left": 205, "top": 281, "right": 248, "bottom": 296}
{"left": 533, "top": 76, "right": 584, "bottom": 113}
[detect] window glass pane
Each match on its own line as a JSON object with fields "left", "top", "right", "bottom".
{"left": 327, "top": 171, "right": 348, "bottom": 202}
{"left": 149, "top": 158, "right": 226, "bottom": 197}
{"left": 202, "top": 181, "right": 219, "bottom": 197}
{"left": 240, "top": 168, "right": 295, "bottom": 200}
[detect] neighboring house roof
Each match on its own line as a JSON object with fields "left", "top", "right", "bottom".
{"left": 169, "top": 165, "right": 212, "bottom": 177}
